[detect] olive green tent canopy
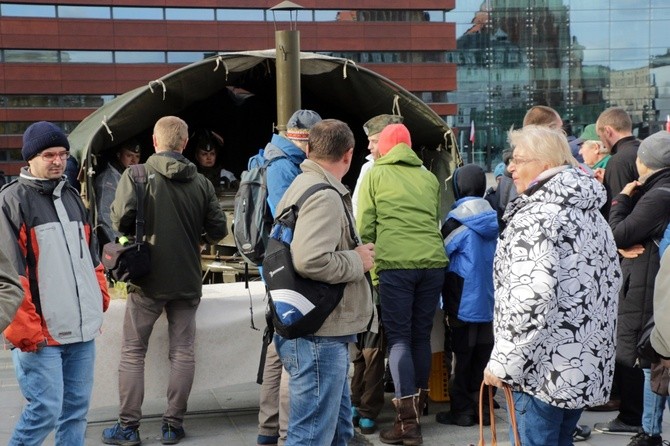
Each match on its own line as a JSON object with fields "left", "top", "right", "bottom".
{"left": 69, "top": 49, "right": 460, "bottom": 216}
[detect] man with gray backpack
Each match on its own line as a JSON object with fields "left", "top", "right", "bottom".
{"left": 238, "top": 110, "right": 322, "bottom": 446}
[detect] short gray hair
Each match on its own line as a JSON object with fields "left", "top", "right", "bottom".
{"left": 508, "top": 125, "right": 578, "bottom": 168}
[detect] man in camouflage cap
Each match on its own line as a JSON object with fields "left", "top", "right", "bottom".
{"left": 349, "top": 113, "right": 402, "bottom": 435}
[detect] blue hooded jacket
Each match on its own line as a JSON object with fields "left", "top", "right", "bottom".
{"left": 443, "top": 196, "right": 498, "bottom": 322}
{"left": 264, "top": 134, "right": 307, "bottom": 217}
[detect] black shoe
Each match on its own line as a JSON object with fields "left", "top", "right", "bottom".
{"left": 573, "top": 424, "right": 591, "bottom": 442}
{"left": 626, "top": 432, "right": 663, "bottom": 446}
{"left": 594, "top": 418, "right": 642, "bottom": 435}
{"left": 435, "top": 410, "right": 476, "bottom": 427}
{"left": 586, "top": 399, "right": 621, "bottom": 412}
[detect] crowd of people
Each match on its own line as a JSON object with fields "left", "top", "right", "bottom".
{"left": 1, "top": 103, "right": 670, "bottom": 446}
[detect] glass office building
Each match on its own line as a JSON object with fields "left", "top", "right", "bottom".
{"left": 448, "top": 0, "right": 670, "bottom": 166}
{"left": 2, "top": 0, "right": 670, "bottom": 173}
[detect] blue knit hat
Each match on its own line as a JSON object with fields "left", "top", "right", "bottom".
{"left": 22, "top": 121, "right": 70, "bottom": 161}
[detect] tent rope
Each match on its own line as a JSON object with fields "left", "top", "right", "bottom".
{"left": 392, "top": 95, "right": 401, "bottom": 116}
{"left": 342, "top": 59, "right": 357, "bottom": 79}
{"left": 148, "top": 79, "right": 167, "bottom": 100}
{"left": 214, "top": 56, "right": 230, "bottom": 80}
{"left": 101, "top": 115, "right": 114, "bottom": 141}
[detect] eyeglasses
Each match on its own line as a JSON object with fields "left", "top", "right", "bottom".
{"left": 509, "top": 157, "right": 538, "bottom": 166}
{"left": 40, "top": 151, "right": 70, "bottom": 162}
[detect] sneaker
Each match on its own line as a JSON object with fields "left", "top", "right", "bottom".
{"left": 594, "top": 418, "right": 642, "bottom": 435}
{"left": 574, "top": 424, "right": 592, "bottom": 442}
{"left": 161, "top": 423, "right": 185, "bottom": 445}
{"left": 351, "top": 406, "right": 361, "bottom": 426}
{"left": 358, "top": 417, "right": 377, "bottom": 434}
{"left": 101, "top": 422, "right": 141, "bottom": 446}
{"left": 256, "top": 434, "right": 279, "bottom": 446}
{"left": 627, "top": 432, "right": 663, "bottom": 446}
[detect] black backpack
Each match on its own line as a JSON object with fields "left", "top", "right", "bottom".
{"left": 232, "top": 149, "right": 285, "bottom": 265}
{"left": 262, "top": 183, "right": 359, "bottom": 339}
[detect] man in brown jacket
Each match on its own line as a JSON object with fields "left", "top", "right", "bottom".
{"left": 273, "top": 119, "right": 375, "bottom": 446}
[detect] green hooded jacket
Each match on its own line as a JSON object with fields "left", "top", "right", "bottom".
{"left": 357, "top": 143, "right": 447, "bottom": 281}
{"left": 111, "top": 152, "right": 227, "bottom": 300}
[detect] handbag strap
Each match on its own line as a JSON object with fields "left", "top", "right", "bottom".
{"left": 477, "top": 381, "right": 522, "bottom": 446}
{"left": 129, "top": 164, "right": 147, "bottom": 243}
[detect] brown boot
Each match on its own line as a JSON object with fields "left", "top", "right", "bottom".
{"left": 417, "top": 388, "right": 429, "bottom": 416}
{"left": 379, "top": 394, "right": 422, "bottom": 445}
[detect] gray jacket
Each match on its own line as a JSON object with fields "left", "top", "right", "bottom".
{"left": 0, "top": 247, "right": 23, "bottom": 333}
{"left": 652, "top": 252, "right": 670, "bottom": 359}
{"left": 275, "top": 159, "right": 373, "bottom": 337}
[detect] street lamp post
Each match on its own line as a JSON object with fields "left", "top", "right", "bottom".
{"left": 269, "top": 1, "right": 304, "bottom": 133}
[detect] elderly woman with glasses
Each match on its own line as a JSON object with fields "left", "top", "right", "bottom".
{"left": 483, "top": 125, "right": 622, "bottom": 446}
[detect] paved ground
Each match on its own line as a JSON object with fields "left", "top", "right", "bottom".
{"left": 2, "top": 349, "right": 667, "bottom": 445}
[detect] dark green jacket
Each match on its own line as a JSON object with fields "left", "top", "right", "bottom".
{"left": 111, "top": 152, "right": 227, "bottom": 300}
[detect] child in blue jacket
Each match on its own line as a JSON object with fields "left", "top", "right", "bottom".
{"left": 435, "top": 164, "right": 498, "bottom": 427}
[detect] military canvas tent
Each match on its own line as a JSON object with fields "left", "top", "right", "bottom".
{"left": 68, "top": 49, "right": 461, "bottom": 227}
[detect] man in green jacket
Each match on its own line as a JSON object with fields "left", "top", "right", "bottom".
{"left": 103, "top": 116, "right": 228, "bottom": 446}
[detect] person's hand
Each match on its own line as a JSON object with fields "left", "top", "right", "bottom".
{"left": 594, "top": 167, "right": 605, "bottom": 183}
{"left": 621, "top": 180, "right": 641, "bottom": 196}
{"left": 355, "top": 243, "right": 375, "bottom": 272}
{"left": 618, "top": 244, "right": 645, "bottom": 259}
{"left": 483, "top": 368, "right": 504, "bottom": 388}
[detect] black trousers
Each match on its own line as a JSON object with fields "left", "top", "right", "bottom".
{"left": 613, "top": 360, "right": 644, "bottom": 426}
{"left": 448, "top": 320, "right": 494, "bottom": 415}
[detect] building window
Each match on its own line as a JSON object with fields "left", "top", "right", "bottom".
{"left": 115, "top": 51, "right": 165, "bottom": 64}
{"left": 62, "top": 51, "right": 113, "bottom": 63}
{"left": 164, "top": 8, "right": 214, "bottom": 21}
{"left": 1, "top": 3, "right": 55, "bottom": 17}
{"left": 112, "top": 7, "right": 163, "bottom": 20}
{"left": 2, "top": 95, "right": 113, "bottom": 108}
{"left": 216, "top": 9, "right": 265, "bottom": 21}
{"left": 4, "top": 50, "right": 58, "bottom": 63}
{"left": 57, "top": 5, "right": 111, "bottom": 20}
{"left": 167, "top": 52, "right": 213, "bottom": 64}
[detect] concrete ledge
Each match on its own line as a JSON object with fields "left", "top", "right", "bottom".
{"left": 91, "top": 282, "right": 267, "bottom": 412}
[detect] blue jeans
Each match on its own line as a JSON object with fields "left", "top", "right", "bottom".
{"left": 379, "top": 268, "right": 444, "bottom": 397}
{"left": 511, "top": 391, "right": 582, "bottom": 446}
{"left": 642, "top": 368, "right": 669, "bottom": 436}
{"left": 274, "top": 334, "right": 353, "bottom": 446}
{"left": 10, "top": 340, "right": 96, "bottom": 446}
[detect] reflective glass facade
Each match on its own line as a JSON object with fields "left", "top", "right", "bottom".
{"left": 449, "top": 0, "right": 670, "bottom": 165}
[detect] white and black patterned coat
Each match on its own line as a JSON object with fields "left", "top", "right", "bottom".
{"left": 488, "top": 166, "right": 622, "bottom": 409}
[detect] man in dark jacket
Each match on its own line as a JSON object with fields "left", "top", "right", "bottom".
{"left": 103, "top": 116, "right": 227, "bottom": 445}
{"left": 597, "top": 106, "right": 641, "bottom": 217}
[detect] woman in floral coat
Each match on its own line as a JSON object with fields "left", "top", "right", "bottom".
{"left": 483, "top": 125, "right": 622, "bottom": 446}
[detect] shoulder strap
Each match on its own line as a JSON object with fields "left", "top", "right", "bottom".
{"left": 294, "top": 183, "right": 359, "bottom": 244}
{"left": 129, "top": 164, "right": 147, "bottom": 243}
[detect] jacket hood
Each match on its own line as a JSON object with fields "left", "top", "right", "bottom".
{"left": 146, "top": 152, "right": 197, "bottom": 182}
{"left": 378, "top": 123, "right": 412, "bottom": 156}
{"left": 265, "top": 134, "right": 306, "bottom": 165}
{"left": 375, "top": 143, "right": 424, "bottom": 167}
{"left": 448, "top": 197, "right": 498, "bottom": 240}
{"left": 504, "top": 165, "right": 606, "bottom": 222}
{"left": 452, "top": 164, "right": 486, "bottom": 200}
{"left": 18, "top": 166, "right": 66, "bottom": 195}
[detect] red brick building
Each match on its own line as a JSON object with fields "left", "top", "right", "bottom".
{"left": 0, "top": 1, "right": 457, "bottom": 177}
